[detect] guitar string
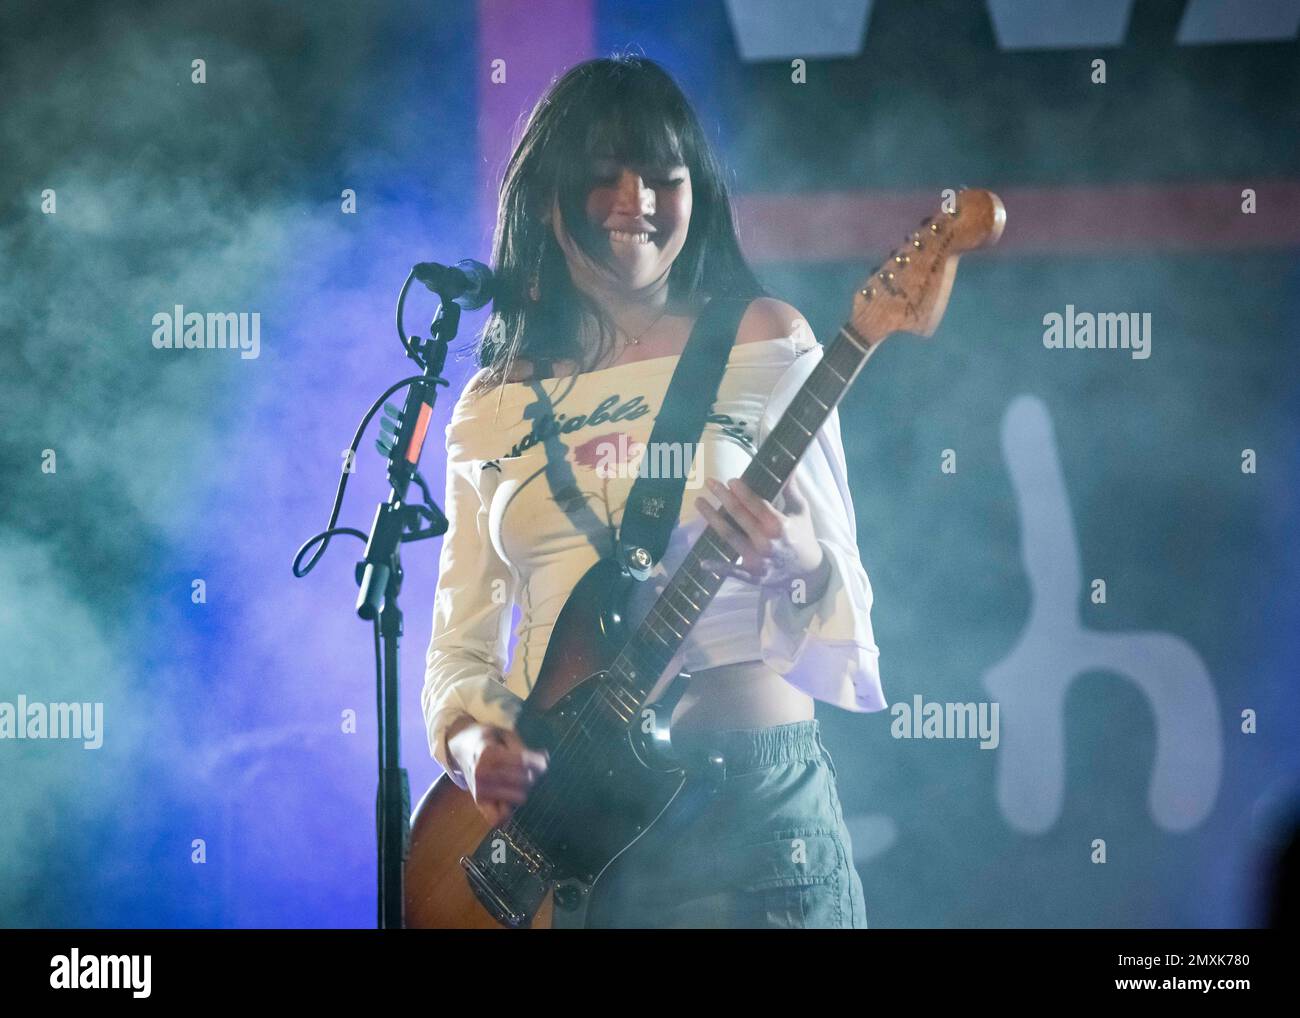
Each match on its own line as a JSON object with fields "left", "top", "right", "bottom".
{"left": 468, "top": 207, "right": 971, "bottom": 914}
{"left": 492, "top": 329, "right": 873, "bottom": 887}
{"left": 496, "top": 417, "right": 835, "bottom": 869}
{"left": 494, "top": 343, "right": 860, "bottom": 879}
{"left": 496, "top": 370, "right": 840, "bottom": 869}
{"left": 496, "top": 342, "right": 865, "bottom": 878}
{"left": 497, "top": 526, "right": 740, "bottom": 872}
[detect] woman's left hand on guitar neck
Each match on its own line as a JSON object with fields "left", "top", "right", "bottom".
{"left": 694, "top": 474, "right": 832, "bottom": 604}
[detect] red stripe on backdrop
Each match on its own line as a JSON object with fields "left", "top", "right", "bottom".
{"left": 476, "top": 0, "right": 595, "bottom": 248}
{"left": 734, "top": 181, "right": 1300, "bottom": 262}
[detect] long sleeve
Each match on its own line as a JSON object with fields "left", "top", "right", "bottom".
{"left": 421, "top": 390, "right": 526, "bottom": 791}
{"left": 754, "top": 333, "right": 886, "bottom": 713}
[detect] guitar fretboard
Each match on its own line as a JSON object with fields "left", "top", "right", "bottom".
{"left": 599, "top": 324, "right": 881, "bottom": 718}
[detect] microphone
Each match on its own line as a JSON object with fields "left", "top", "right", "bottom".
{"left": 411, "top": 258, "right": 494, "bottom": 310}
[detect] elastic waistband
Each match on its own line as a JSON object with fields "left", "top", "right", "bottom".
{"left": 670, "top": 719, "right": 823, "bottom": 776}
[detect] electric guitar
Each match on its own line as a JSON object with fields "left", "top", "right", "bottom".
{"left": 404, "top": 188, "right": 1006, "bottom": 928}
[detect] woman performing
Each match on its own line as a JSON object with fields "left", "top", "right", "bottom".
{"left": 421, "top": 53, "right": 886, "bottom": 928}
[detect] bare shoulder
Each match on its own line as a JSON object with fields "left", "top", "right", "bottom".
{"left": 460, "top": 366, "right": 494, "bottom": 399}
{"left": 454, "top": 367, "right": 505, "bottom": 419}
{"left": 736, "top": 297, "right": 810, "bottom": 346}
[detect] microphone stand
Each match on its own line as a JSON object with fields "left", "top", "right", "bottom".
{"left": 354, "top": 300, "right": 457, "bottom": 929}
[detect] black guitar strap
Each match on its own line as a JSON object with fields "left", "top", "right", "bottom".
{"left": 616, "top": 294, "right": 753, "bottom": 581}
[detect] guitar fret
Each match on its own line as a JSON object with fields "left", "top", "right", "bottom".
{"left": 610, "top": 326, "right": 881, "bottom": 719}
{"left": 613, "top": 692, "right": 640, "bottom": 720}
{"left": 661, "top": 597, "right": 692, "bottom": 629}
{"left": 668, "top": 584, "right": 701, "bottom": 614}
{"left": 793, "top": 399, "right": 827, "bottom": 433}
{"left": 811, "top": 369, "right": 841, "bottom": 400}
{"left": 786, "top": 413, "right": 813, "bottom": 437}
{"left": 838, "top": 324, "right": 869, "bottom": 352}
{"left": 776, "top": 421, "right": 809, "bottom": 452}
{"left": 770, "top": 433, "right": 797, "bottom": 462}
{"left": 613, "top": 660, "right": 655, "bottom": 702}
{"left": 680, "top": 568, "right": 708, "bottom": 598}
{"left": 699, "top": 531, "right": 733, "bottom": 562}
{"left": 622, "top": 646, "right": 660, "bottom": 686}
{"left": 646, "top": 614, "right": 678, "bottom": 646}
{"left": 668, "top": 583, "right": 702, "bottom": 616}
{"left": 607, "top": 688, "right": 637, "bottom": 718}
{"left": 596, "top": 682, "right": 635, "bottom": 723}
{"left": 756, "top": 459, "right": 781, "bottom": 484}
{"left": 611, "top": 670, "right": 639, "bottom": 703}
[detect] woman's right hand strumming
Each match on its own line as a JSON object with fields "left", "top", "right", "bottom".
{"left": 447, "top": 717, "right": 549, "bottom": 827}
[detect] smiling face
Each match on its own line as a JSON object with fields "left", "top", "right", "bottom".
{"left": 551, "top": 155, "right": 693, "bottom": 298}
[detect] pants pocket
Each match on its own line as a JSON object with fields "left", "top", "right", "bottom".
{"left": 727, "top": 833, "right": 846, "bottom": 928}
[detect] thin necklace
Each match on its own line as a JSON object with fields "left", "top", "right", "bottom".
{"left": 619, "top": 303, "right": 670, "bottom": 347}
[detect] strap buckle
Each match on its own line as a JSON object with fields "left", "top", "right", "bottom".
{"left": 620, "top": 542, "right": 655, "bottom": 582}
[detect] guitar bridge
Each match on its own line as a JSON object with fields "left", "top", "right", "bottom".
{"left": 460, "top": 855, "right": 532, "bottom": 929}
{"left": 459, "top": 838, "right": 552, "bottom": 930}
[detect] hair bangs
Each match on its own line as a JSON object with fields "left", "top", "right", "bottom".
{"left": 473, "top": 54, "right": 767, "bottom": 392}
{"left": 582, "top": 103, "right": 688, "bottom": 171}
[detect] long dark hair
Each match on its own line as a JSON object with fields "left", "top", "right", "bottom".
{"left": 472, "top": 53, "right": 767, "bottom": 392}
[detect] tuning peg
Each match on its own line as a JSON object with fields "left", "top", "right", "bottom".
{"left": 383, "top": 402, "right": 403, "bottom": 422}
{"left": 859, "top": 285, "right": 876, "bottom": 301}
{"left": 376, "top": 438, "right": 394, "bottom": 457}
{"left": 892, "top": 252, "right": 910, "bottom": 265}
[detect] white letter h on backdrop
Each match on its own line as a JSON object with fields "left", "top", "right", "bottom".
{"left": 983, "top": 395, "right": 1222, "bottom": 833}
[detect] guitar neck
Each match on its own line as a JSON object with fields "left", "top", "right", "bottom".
{"left": 608, "top": 323, "right": 882, "bottom": 708}
{"left": 598, "top": 187, "right": 1007, "bottom": 711}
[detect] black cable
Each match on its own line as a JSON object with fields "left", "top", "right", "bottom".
{"left": 294, "top": 266, "right": 450, "bottom": 576}
{"left": 411, "top": 469, "right": 435, "bottom": 513}
{"left": 291, "top": 373, "right": 430, "bottom": 577}
{"left": 292, "top": 262, "right": 461, "bottom": 929}
{"left": 397, "top": 268, "right": 418, "bottom": 360}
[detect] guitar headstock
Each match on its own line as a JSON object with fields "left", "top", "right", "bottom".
{"left": 848, "top": 188, "right": 1005, "bottom": 347}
